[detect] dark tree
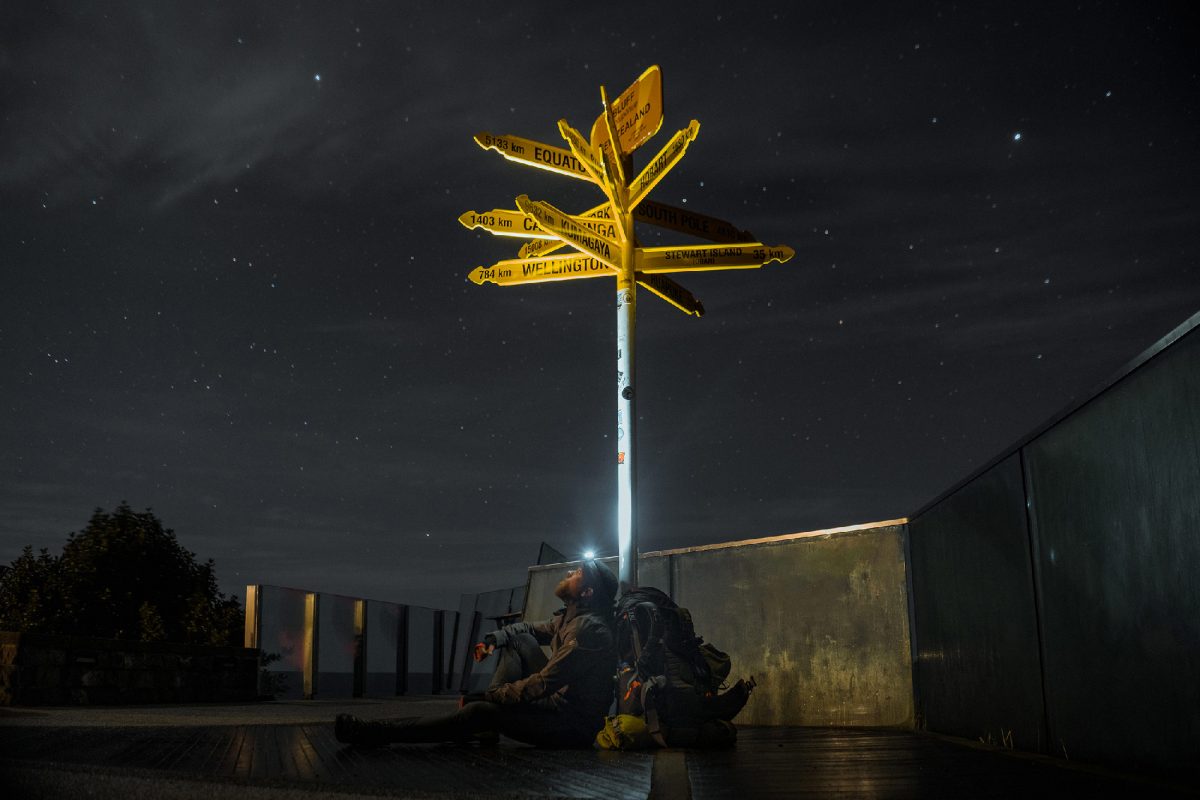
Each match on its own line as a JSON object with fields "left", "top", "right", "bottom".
{"left": 0, "top": 503, "right": 243, "bottom": 646}
{"left": 0, "top": 545, "right": 66, "bottom": 634}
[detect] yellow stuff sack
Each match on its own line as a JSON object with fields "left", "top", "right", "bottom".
{"left": 594, "top": 714, "right": 656, "bottom": 750}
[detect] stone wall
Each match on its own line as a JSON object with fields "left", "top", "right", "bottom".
{"left": 0, "top": 631, "right": 258, "bottom": 705}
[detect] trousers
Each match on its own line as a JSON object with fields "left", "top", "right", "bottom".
{"left": 365, "top": 632, "right": 597, "bottom": 747}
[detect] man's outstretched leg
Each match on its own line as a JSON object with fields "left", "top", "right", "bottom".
{"left": 336, "top": 699, "right": 591, "bottom": 748}
{"left": 335, "top": 632, "right": 548, "bottom": 746}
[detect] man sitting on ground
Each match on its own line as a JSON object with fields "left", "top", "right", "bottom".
{"left": 335, "top": 560, "right": 618, "bottom": 747}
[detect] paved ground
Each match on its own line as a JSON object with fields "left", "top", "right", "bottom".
{"left": 1, "top": 698, "right": 1193, "bottom": 799}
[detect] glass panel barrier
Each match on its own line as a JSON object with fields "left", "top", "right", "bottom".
{"left": 256, "top": 586, "right": 307, "bottom": 700}
{"left": 442, "top": 611, "right": 458, "bottom": 691}
{"left": 247, "top": 585, "right": 461, "bottom": 698}
{"left": 366, "top": 601, "right": 402, "bottom": 696}
{"left": 458, "top": 585, "right": 525, "bottom": 693}
{"left": 407, "top": 606, "right": 435, "bottom": 694}
{"left": 317, "top": 593, "right": 356, "bottom": 698}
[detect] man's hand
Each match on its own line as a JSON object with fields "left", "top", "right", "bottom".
{"left": 473, "top": 641, "right": 495, "bottom": 662}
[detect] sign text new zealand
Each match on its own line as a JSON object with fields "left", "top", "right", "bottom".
{"left": 591, "top": 65, "right": 664, "bottom": 157}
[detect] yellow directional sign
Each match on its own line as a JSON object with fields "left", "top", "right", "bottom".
{"left": 474, "top": 132, "right": 590, "bottom": 181}
{"left": 458, "top": 208, "right": 556, "bottom": 239}
{"left": 570, "top": 213, "right": 621, "bottom": 241}
{"left": 597, "top": 85, "right": 627, "bottom": 191}
{"left": 635, "top": 243, "right": 795, "bottom": 273}
{"left": 628, "top": 120, "right": 701, "bottom": 209}
{"left": 591, "top": 65, "right": 664, "bottom": 157}
{"left": 515, "top": 195, "right": 621, "bottom": 269}
{"left": 559, "top": 118, "right": 625, "bottom": 217}
{"left": 518, "top": 201, "right": 611, "bottom": 259}
{"left": 637, "top": 272, "right": 704, "bottom": 317}
{"left": 469, "top": 254, "right": 615, "bottom": 286}
{"left": 636, "top": 201, "right": 756, "bottom": 244}
{"left": 518, "top": 200, "right": 756, "bottom": 259}
{"left": 557, "top": 120, "right": 606, "bottom": 184}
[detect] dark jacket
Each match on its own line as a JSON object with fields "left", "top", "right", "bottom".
{"left": 485, "top": 602, "right": 615, "bottom": 722}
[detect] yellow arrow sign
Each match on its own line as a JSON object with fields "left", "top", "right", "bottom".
{"left": 636, "top": 201, "right": 756, "bottom": 244}
{"left": 474, "top": 132, "right": 590, "bottom": 181}
{"left": 469, "top": 254, "right": 616, "bottom": 286}
{"left": 518, "top": 200, "right": 756, "bottom": 259}
{"left": 559, "top": 118, "right": 625, "bottom": 217}
{"left": 458, "top": 209, "right": 556, "bottom": 239}
{"left": 515, "top": 195, "right": 621, "bottom": 269}
{"left": 518, "top": 201, "right": 612, "bottom": 259}
{"left": 628, "top": 120, "right": 701, "bottom": 209}
{"left": 591, "top": 64, "right": 664, "bottom": 157}
{"left": 637, "top": 272, "right": 704, "bottom": 317}
{"left": 557, "top": 120, "right": 606, "bottom": 184}
{"left": 635, "top": 243, "right": 795, "bottom": 273}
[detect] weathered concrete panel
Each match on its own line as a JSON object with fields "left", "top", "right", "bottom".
{"left": 636, "top": 554, "right": 671, "bottom": 594}
{"left": 1025, "top": 328, "right": 1200, "bottom": 773}
{"left": 908, "top": 454, "right": 1047, "bottom": 750}
{"left": 673, "top": 525, "right": 913, "bottom": 727}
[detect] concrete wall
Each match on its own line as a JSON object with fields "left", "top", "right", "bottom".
{"left": 908, "top": 314, "right": 1200, "bottom": 776}
{"left": 0, "top": 631, "right": 258, "bottom": 705}
{"left": 525, "top": 520, "right": 914, "bottom": 728}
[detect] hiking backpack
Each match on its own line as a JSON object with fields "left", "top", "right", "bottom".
{"left": 613, "top": 586, "right": 754, "bottom": 747}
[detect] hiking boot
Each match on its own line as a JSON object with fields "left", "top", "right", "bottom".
{"left": 711, "top": 676, "right": 755, "bottom": 721}
{"left": 335, "top": 713, "right": 388, "bottom": 747}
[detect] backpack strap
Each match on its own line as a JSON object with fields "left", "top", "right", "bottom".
{"left": 633, "top": 602, "right": 663, "bottom": 679}
{"left": 640, "top": 676, "right": 669, "bottom": 748}
{"left": 629, "top": 608, "right": 644, "bottom": 662}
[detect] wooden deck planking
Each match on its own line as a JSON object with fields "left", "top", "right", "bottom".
{"left": 2, "top": 722, "right": 1189, "bottom": 798}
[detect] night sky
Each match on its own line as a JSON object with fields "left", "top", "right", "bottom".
{"left": 3, "top": 3, "right": 1197, "bottom": 610}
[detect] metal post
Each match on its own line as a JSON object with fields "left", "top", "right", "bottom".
{"left": 243, "top": 584, "right": 261, "bottom": 649}
{"left": 432, "top": 609, "right": 445, "bottom": 694}
{"left": 459, "top": 610, "right": 483, "bottom": 692}
{"left": 395, "top": 605, "right": 409, "bottom": 696}
{"left": 303, "top": 592, "right": 320, "bottom": 700}
{"left": 244, "top": 584, "right": 262, "bottom": 697}
{"left": 445, "top": 611, "right": 461, "bottom": 692}
{"left": 616, "top": 151, "right": 638, "bottom": 593}
{"left": 353, "top": 599, "right": 367, "bottom": 698}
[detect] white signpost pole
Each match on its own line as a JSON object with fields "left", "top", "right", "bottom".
{"left": 616, "top": 201, "right": 637, "bottom": 593}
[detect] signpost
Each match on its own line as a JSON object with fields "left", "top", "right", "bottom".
{"left": 459, "top": 66, "right": 794, "bottom": 592}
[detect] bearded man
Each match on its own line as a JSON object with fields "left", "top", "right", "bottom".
{"left": 335, "top": 560, "right": 618, "bottom": 748}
